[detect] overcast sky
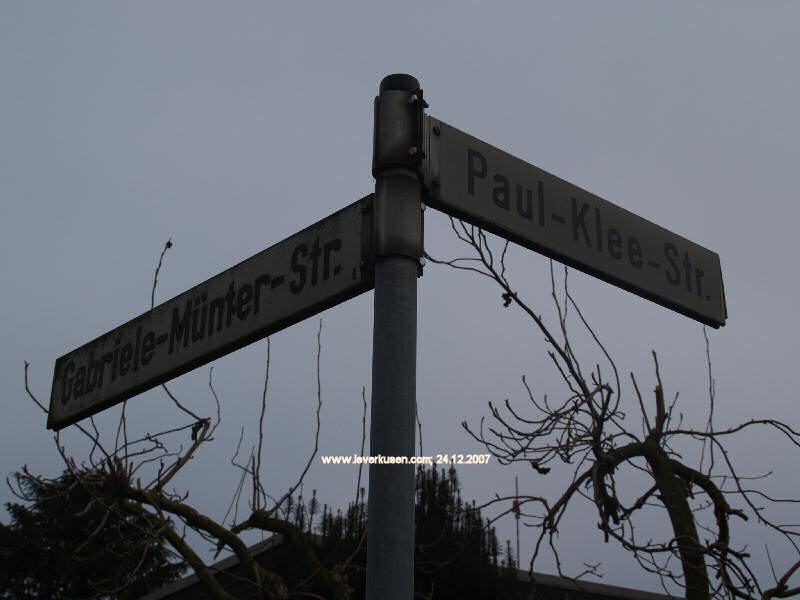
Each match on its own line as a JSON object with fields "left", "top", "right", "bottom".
{"left": 2, "top": 2, "right": 799, "bottom": 595}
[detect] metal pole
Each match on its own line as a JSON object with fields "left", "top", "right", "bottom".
{"left": 366, "top": 73, "right": 424, "bottom": 600}
{"left": 515, "top": 475, "right": 520, "bottom": 567}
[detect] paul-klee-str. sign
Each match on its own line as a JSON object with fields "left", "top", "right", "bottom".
{"left": 423, "top": 116, "right": 726, "bottom": 328}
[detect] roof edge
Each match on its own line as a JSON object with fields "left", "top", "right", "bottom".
{"left": 139, "top": 533, "right": 678, "bottom": 600}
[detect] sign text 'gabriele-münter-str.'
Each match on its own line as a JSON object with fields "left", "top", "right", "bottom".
{"left": 48, "top": 196, "right": 374, "bottom": 430}
{"left": 423, "top": 117, "right": 726, "bottom": 327}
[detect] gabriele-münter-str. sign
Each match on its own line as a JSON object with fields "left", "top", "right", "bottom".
{"left": 423, "top": 116, "right": 727, "bottom": 328}
{"left": 48, "top": 196, "right": 374, "bottom": 430}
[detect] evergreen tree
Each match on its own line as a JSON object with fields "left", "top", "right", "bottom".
{"left": 278, "top": 465, "right": 518, "bottom": 599}
{"left": 0, "top": 468, "right": 184, "bottom": 600}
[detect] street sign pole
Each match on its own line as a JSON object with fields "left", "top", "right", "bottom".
{"left": 45, "top": 71, "right": 728, "bottom": 600}
{"left": 366, "top": 74, "right": 424, "bottom": 600}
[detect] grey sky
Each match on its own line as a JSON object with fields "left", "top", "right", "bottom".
{"left": 2, "top": 1, "right": 799, "bottom": 593}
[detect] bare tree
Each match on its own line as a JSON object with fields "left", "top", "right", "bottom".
{"left": 17, "top": 239, "right": 357, "bottom": 600}
{"left": 427, "top": 219, "right": 800, "bottom": 600}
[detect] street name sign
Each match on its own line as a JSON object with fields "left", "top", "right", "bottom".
{"left": 48, "top": 195, "right": 374, "bottom": 430}
{"left": 423, "top": 116, "right": 727, "bottom": 328}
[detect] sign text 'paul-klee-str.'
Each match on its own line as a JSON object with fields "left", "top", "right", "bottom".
{"left": 423, "top": 117, "right": 726, "bottom": 328}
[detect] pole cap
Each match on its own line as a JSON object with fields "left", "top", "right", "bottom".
{"left": 380, "top": 74, "right": 420, "bottom": 93}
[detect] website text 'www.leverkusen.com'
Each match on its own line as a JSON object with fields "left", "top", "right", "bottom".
{"left": 320, "top": 454, "right": 492, "bottom": 466}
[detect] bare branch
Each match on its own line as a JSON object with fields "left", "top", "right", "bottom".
{"left": 432, "top": 218, "right": 800, "bottom": 600}
{"left": 254, "top": 337, "right": 271, "bottom": 510}
{"left": 267, "top": 320, "right": 324, "bottom": 518}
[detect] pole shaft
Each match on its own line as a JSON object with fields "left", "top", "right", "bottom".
{"left": 366, "top": 74, "right": 422, "bottom": 600}
{"left": 515, "top": 475, "right": 520, "bottom": 567}
{"left": 366, "top": 256, "right": 417, "bottom": 600}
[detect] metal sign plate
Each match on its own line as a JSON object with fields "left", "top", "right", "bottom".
{"left": 48, "top": 195, "right": 374, "bottom": 430}
{"left": 423, "top": 116, "right": 726, "bottom": 328}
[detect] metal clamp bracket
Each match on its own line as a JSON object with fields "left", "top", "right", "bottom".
{"left": 372, "top": 87, "right": 426, "bottom": 176}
